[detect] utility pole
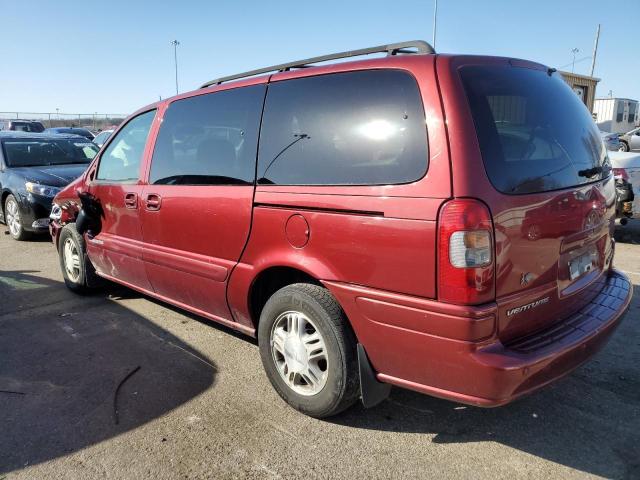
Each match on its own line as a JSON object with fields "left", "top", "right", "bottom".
{"left": 590, "top": 24, "right": 601, "bottom": 77}
{"left": 171, "top": 40, "right": 180, "bottom": 95}
{"left": 571, "top": 48, "right": 579, "bottom": 73}
{"left": 432, "top": 0, "right": 438, "bottom": 49}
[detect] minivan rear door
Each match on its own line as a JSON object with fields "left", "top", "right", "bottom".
{"left": 139, "top": 83, "right": 266, "bottom": 323}
{"left": 456, "top": 60, "right": 614, "bottom": 342}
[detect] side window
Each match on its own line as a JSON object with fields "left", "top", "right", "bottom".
{"left": 257, "top": 70, "right": 428, "bottom": 185}
{"left": 149, "top": 85, "right": 265, "bottom": 185}
{"left": 96, "top": 110, "right": 156, "bottom": 182}
{"left": 616, "top": 102, "right": 624, "bottom": 123}
{"left": 629, "top": 102, "right": 637, "bottom": 124}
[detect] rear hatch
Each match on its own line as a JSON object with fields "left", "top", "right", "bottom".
{"left": 458, "top": 61, "right": 615, "bottom": 343}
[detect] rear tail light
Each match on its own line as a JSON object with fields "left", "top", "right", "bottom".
{"left": 438, "top": 199, "right": 495, "bottom": 305}
{"left": 613, "top": 168, "right": 629, "bottom": 181}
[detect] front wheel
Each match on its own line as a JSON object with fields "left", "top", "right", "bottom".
{"left": 258, "top": 283, "right": 359, "bottom": 418}
{"left": 4, "top": 194, "right": 30, "bottom": 241}
{"left": 58, "top": 224, "right": 101, "bottom": 294}
{"left": 619, "top": 141, "right": 629, "bottom": 152}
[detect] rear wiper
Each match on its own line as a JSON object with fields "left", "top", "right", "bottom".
{"left": 509, "top": 163, "right": 573, "bottom": 193}
{"left": 578, "top": 166, "right": 603, "bottom": 178}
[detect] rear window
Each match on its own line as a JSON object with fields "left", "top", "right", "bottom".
{"left": 2, "top": 139, "right": 98, "bottom": 167}
{"left": 460, "top": 65, "right": 609, "bottom": 194}
{"left": 257, "top": 70, "right": 428, "bottom": 185}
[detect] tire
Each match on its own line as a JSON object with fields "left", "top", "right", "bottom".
{"left": 619, "top": 141, "right": 629, "bottom": 152}
{"left": 58, "top": 223, "right": 101, "bottom": 293}
{"left": 258, "top": 283, "right": 359, "bottom": 418}
{"left": 4, "top": 194, "right": 31, "bottom": 241}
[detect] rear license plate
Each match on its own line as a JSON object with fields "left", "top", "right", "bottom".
{"left": 569, "top": 253, "right": 595, "bottom": 280}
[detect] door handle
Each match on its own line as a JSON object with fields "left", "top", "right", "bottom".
{"left": 124, "top": 192, "right": 137, "bottom": 209}
{"left": 145, "top": 193, "right": 162, "bottom": 211}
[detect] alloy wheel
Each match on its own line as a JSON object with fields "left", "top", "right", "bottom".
{"left": 5, "top": 199, "right": 21, "bottom": 237}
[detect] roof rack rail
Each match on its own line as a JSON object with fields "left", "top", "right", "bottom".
{"left": 200, "top": 40, "right": 435, "bottom": 88}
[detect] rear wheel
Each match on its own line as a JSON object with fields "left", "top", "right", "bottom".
{"left": 58, "top": 223, "right": 101, "bottom": 293}
{"left": 258, "top": 283, "right": 359, "bottom": 418}
{"left": 4, "top": 195, "right": 30, "bottom": 241}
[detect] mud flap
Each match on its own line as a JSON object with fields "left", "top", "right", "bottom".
{"left": 357, "top": 343, "right": 391, "bottom": 408}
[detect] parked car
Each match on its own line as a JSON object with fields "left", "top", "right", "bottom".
{"left": 0, "top": 131, "right": 98, "bottom": 240}
{"left": 92, "top": 129, "right": 113, "bottom": 148}
{"left": 610, "top": 150, "right": 640, "bottom": 220}
{"left": 600, "top": 130, "right": 621, "bottom": 151}
{"left": 44, "top": 127, "right": 95, "bottom": 141}
{"left": 0, "top": 120, "right": 45, "bottom": 133}
{"left": 49, "top": 41, "right": 631, "bottom": 418}
{"left": 618, "top": 127, "right": 640, "bottom": 152}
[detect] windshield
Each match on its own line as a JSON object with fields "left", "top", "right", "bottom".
{"left": 2, "top": 138, "right": 98, "bottom": 167}
{"left": 460, "top": 65, "right": 609, "bottom": 194}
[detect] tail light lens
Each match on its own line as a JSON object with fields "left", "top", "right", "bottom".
{"left": 613, "top": 168, "right": 629, "bottom": 181}
{"left": 438, "top": 199, "right": 495, "bottom": 305}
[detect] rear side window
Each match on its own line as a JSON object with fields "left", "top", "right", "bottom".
{"left": 460, "top": 65, "right": 608, "bottom": 194}
{"left": 257, "top": 70, "right": 428, "bottom": 185}
{"left": 97, "top": 109, "right": 155, "bottom": 182}
{"left": 149, "top": 85, "right": 265, "bottom": 185}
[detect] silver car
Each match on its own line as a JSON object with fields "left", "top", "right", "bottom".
{"left": 92, "top": 129, "right": 113, "bottom": 148}
{"left": 619, "top": 127, "right": 640, "bottom": 152}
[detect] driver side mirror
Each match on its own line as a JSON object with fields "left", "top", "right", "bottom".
{"left": 75, "top": 190, "right": 104, "bottom": 236}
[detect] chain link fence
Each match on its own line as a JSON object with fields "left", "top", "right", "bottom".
{"left": 0, "top": 111, "right": 128, "bottom": 131}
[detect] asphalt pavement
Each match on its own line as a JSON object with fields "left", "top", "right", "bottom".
{"left": 0, "top": 221, "right": 639, "bottom": 479}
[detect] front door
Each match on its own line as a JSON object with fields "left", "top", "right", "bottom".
{"left": 139, "top": 84, "right": 266, "bottom": 321}
{"left": 86, "top": 109, "right": 157, "bottom": 291}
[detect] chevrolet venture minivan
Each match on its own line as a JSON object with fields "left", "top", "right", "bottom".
{"left": 50, "top": 41, "right": 632, "bottom": 417}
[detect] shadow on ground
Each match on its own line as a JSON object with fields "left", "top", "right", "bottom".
{"left": 332, "top": 281, "right": 640, "bottom": 480}
{"left": 0, "top": 270, "right": 216, "bottom": 475}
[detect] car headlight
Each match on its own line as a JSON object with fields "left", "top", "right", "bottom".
{"left": 50, "top": 203, "right": 62, "bottom": 221}
{"left": 25, "top": 182, "right": 61, "bottom": 197}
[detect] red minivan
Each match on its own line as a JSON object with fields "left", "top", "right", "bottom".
{"left": 50, "top": 41, "right": 632, "bottom": 417}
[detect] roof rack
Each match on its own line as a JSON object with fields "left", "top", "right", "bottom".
{"left": 200, "top": 40, "right": 435, "bottom": 88}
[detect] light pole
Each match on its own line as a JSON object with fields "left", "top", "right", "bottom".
{"left": 571, "top": 48, "right": 579, "bottom": 73}
{"left": 432, "top": 0, "right": 438, "bottom": 49}
{"left": 171, "top": 40, "right": 180, "bottom": 95}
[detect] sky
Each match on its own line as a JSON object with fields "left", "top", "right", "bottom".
{"left": 0, "top": 0, "right": 637, "bottom": 116}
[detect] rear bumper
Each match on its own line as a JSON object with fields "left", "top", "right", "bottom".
{"left": 325, "top": 269, "right": 632, "bottom": 407}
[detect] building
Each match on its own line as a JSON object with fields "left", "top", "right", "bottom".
{"left": 593, "top": 97, "right": 639, "bottom": 134}
{"left": 559, "top": 71, "right": 600, "bottom": 112}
